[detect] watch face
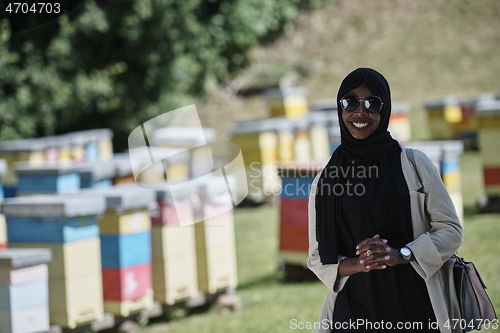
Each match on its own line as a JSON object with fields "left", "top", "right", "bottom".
{"left": 401, "top": 247, "right": 411, "bottom": 256}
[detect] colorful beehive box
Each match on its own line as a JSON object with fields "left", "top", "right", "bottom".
{"left": 93, "top": 186, "right": 155, "bottom": 317}
{"left": 0, "top": 248, "right": 51, "bottom": 333}
{"left": 77, "top": 161, "right": 115, "bottom": 189}
{"left": 194, "top": 176, "right": 238, "bottom": 294}
{"left": 476, "top": 99, "right": 500, "bottom": 211}
{"left": 14, "top": 163, "right": 80, "bottom": 196}
{"left": 389, "top": 102, "right": 411, "bottom": 143}
{"left": 264, "top": 87, "right": 308, "bottom": 118}
{"left": 0, "top": 139, "right": 46, "bottom": 198}
{"left": 229, "top": 119, "right": 279, "bottom": 200}
{"left": 2, "top": 195, "right": 106, "bottom": 329}
{"left": 278, "top": 163, "right": 323, "bottom": 267}
{"left": 148, "top": 183, "right": 199, "bottom": 305}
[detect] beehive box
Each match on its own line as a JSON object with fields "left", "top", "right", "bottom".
{"left": 48, "top": 272, "right": 104, "bottom": 328}
{"left": 0, "top": 139, "right": 46, "bottom": 198}
{"left": 194, "top": 211, "right": 237, "bottom": 294}
{"left": 89, "top": 185, "right": 155, "bottom": 317}
{"left": 230, "top": 119, "right": 279, "bottom": 199}
{"left": 264, "top": 87, "right": 308, "bottom": 118}
{"left": 424, "top": 98, "right": 462, "bottom": 140}
{"left": 424, "top": 95, "right": 481, "bottom": 144}
{"left": 14, "top": 163, "right": 80, "bottom": 195}
{"left": 2, "top": 195, "right": 106, "bottom": 328}
{"left": 148, "top": 184, "right": 199, "bottom": 305}
{"left": 0, "top": 248, "right": 51, "bottom": 333}
{"left": 151, "top": 224, "right": 198, "bottom": 305}
{"left": 9, "top": 241, "right": 104, "bottom": 329}
{"left": 278, "top": 163, "right": 323, "bottom": 266}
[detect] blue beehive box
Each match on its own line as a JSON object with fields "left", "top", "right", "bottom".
{"left": 14, "top": 163, "right": 80, "bottom": 195}
{"left": 1, "top": 195, "right": 106, "bottom": 244}
{"left": 0, "top": 248, "right": 52, "bottom": 333}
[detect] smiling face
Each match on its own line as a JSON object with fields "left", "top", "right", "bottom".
{"left": 341, "top": 83, "right": 381, "bottom": 140}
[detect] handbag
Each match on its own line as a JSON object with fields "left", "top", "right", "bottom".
{"left": 453, "top": 255, "right": 497, "bottom": 332}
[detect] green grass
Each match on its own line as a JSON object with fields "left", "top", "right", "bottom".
{"left": 142, "top": 152, "right": 500, "bottom": 333}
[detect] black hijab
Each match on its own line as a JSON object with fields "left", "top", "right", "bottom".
{"left": 315, "top": 68, "right": 403, "bottom": 264}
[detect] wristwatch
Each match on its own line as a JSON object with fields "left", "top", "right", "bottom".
{"left": 399, "top": 247, "right": 412, "bottom": 265}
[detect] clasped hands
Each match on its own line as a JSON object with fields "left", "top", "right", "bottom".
{"left": 338, "top": 234, "right": 405, "bottom": 277}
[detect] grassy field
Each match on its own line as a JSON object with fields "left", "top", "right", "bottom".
{"left": 142, "top": 151, "right": 500, "bottom": 332}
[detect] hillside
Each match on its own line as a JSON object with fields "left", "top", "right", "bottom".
{"left": 198, "top": 0, "right": 500, "bottom": 141}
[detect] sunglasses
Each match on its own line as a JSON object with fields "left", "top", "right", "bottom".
{"left": 339, "top": 95, "right": 384, "bottom": 113}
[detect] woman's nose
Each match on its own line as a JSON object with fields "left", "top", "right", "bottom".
{"left": 353, "top": 105, "right": 368, "bottom": 115}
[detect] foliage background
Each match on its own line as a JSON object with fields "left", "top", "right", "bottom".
{"left": 0, "top": 0, "right": 322, "bottom": 150}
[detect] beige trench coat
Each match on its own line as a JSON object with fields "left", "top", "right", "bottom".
{"left": 307, "top": 145, "right": 463, "bottom": 333}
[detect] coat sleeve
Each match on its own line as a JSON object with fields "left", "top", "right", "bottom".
{"left": 406, "top": 150, "right": 463, "bottom": 279}
{"left": 307, "top": 171, "right": 349, "bottom": 292}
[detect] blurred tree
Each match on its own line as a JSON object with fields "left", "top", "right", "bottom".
{"left": 0, "top": 0, "right": 322, "bottom": 151}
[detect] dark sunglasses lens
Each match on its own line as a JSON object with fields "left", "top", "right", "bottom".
{"left": 365, "top": 97, "right": 382, "bottom": 113}
{"left": 341, "top": 96, "right": 359, "bottom": 112}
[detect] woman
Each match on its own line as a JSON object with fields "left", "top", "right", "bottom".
{"left": 307, "top": 68, "right": 463, "bottom": 333}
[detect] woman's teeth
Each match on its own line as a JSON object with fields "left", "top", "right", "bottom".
{"left": 352, "top": 122, "right": 368, "bottom": 128}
